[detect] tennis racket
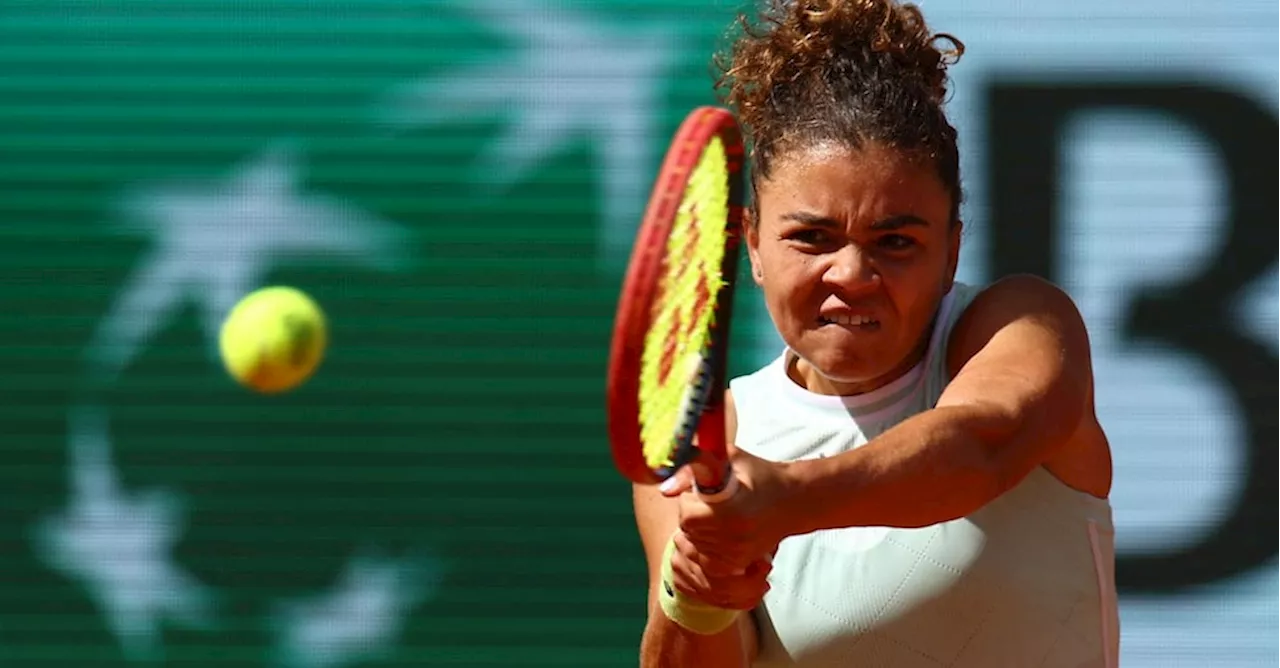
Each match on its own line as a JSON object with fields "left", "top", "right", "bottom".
{"left": 607, "top": 106, "right": 746, "bottom": 495}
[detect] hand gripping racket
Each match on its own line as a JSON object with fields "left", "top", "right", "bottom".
{"left": 607, "top": 106, "right": 746, "bottom": 497}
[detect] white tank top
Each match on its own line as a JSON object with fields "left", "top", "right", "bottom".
{"left": 730, "top": 282, "right": 1120, "bottom": 668}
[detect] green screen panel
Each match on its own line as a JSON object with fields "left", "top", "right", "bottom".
{"left": 0, "top": 1, "right": 763, "bottom": 666}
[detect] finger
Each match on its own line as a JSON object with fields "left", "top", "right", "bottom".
{"left": 689, "top": 457, "right": 736, "bottom": 502}
{"left": 673, "top": 570, "right": 734, "bottom": 611}
{"left": 668, "top": 545, "right": 713, "bottom": 600}
{"left": 700, "top": 570, "right": 773, "bottom": 611}
{"left": 674, "top": 524, "right": 731, "bottom": 563}
{"left": 704, "top": 556, "right": 760, "bottom": 579}
{"left": 693, "top": 546, "right": 756, "bottom": 578}
{"left": 677, "top": 506, "right": 746, "bottom": 556}
{"left": 673, "top": 531, "right": 757, "bottom": 578}
{"left": 670, "top": 542, "right": 771, "bottom": 611}
{"left": 677, "top": 502, "right": 740, "bottom": 539}
{"left": 658, "top": 467, "right": 694, "bottom": 497}
{"left": 706, "top": 555, "right": 770, "bottom": 581}
{"left": 676, "top": 522, "right": 751, "bottom": 563}
{"left": 700, "top": 555, "right": 747, "bottom": 578}
{"left": 672, "top": 531, "right": 736, "bottom": 575}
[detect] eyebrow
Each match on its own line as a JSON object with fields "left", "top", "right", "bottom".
{"left": 779, "top": 211, "right": 931, "bottom": 230}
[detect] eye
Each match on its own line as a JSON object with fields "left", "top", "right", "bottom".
{"left": 877, "top": 234, "right": 917, "bottom": 251}
{"left": 788, "top": 229, "right": 831, "bottom": 246}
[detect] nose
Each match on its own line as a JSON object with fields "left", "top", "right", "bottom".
{"left": 822, "top": 244, "right": 880, "bottom": 295}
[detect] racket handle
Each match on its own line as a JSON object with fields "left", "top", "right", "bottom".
{"left": 695, "top": 462, "right": 738, "bottom": 503}
{"left": 692, "top": 400, "right": 735, "bottom": 499}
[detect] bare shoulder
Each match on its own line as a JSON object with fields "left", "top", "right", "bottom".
{"left": 944, "top": 274, "right": 1112, "bottom": 498}
{"left": 946, "top": 274, "right": 1092, "bottom": 378}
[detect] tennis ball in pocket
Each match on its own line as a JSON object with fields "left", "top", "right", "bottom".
{"left": 218, "top": 286, "right": 327, "bottom": 394}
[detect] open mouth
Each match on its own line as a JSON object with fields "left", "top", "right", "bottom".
{"left": 819, "top": 315, "right": 880, "bottom": 328}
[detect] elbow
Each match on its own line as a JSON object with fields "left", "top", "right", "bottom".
{"left": 966, "top": 405, "right": 1066, "bottom": 498}
{"left": 984, "top": 448, "right": 1036, "bottom": 500}
{"left": 951, "top": 404, "right": 1036, "bottom": 501}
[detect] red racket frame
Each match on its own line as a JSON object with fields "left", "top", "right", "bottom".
{"left": 606, "top": 106, "right": 747, "bottom": 486}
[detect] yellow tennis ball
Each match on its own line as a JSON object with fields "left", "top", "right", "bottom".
{"left": 218, "top": 286, "right": 327, "bottom": 394}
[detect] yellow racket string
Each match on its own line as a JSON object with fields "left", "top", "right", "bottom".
{"left": 637, "top": 136, "right": 731, "bottom": 470}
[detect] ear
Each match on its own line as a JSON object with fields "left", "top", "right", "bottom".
{"left": 743, "top": 209, "right": 764, "bottom": 286}
{"left": 944, "top": 220, "right": 963, "bottom": 291}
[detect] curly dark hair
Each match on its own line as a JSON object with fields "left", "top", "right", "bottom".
{"left": 715, "top": 0, "right": 965, "bottom": 223}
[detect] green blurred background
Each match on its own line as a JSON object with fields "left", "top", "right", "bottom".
{"left": 0, "top": 2, "right": 762, "bottom": 665}
{"left": 0, "top": 1, "right": 1275, "bottom": 666}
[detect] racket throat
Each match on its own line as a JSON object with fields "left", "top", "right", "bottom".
{"left": 663, "top": 352, "right": 716, "bottom": 472}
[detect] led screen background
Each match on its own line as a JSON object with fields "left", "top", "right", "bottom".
{"left": 0, "top": 1, "right": 1274, "bottom": 666}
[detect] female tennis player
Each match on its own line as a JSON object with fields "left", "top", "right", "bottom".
{"left": 632, "top": 1, "right": 1119, "bottom": 666}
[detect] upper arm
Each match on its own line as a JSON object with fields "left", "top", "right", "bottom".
{"left": 937, "top": 275, "right": 1094, "bottom": 473}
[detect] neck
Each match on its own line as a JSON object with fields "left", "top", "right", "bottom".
{"left": 788, "top": 339, "right": 929, "bottom": 397}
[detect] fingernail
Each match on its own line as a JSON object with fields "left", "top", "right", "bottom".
{"left": 660, "top": 477, "right": 679, "bottom": 494}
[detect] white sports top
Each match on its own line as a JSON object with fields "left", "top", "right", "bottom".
{"left": 730, "top": 283, "right": 1120, "bottom": 668}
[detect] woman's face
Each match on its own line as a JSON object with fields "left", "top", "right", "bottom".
{"left": 746, "top": 141, "right": 961, "bottom": 396}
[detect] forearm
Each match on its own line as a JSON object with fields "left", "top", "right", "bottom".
{"left": 640, "top": 607, "right": 752, "bottom": 668}
{"left": 786, "top": 403, "right": 1025, "bottom": 534}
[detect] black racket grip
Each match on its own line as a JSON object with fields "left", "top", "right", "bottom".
{"left": 693, "top": 456, "right": 737, "bottom": 502}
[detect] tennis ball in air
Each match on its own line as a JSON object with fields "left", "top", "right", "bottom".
{"left": 218, "top": 286, "right": 327, "bottom": 394}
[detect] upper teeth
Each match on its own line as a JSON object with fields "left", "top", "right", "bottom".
{"left": 827, "top": 315, "right": 875, "bottom": 326}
